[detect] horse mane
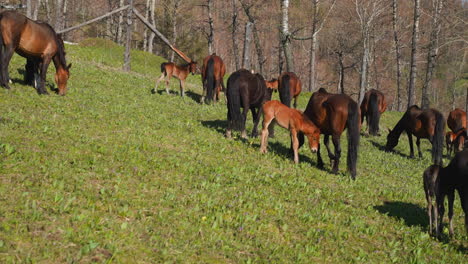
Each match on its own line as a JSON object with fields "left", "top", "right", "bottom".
{"left": 36, "top": 20, "right": 68, "bottom": 68}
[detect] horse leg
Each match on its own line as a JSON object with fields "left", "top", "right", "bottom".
{"left": 0, "top": 45, "right": 15, "bottom": 89}
{"left": 165, "top": 74, "right": 171, "bottom": 94}
{"left": 179, "top": 79, "right": 185, "bottom": 97}
{"left": 459, "top": 188, "right": 468, "bottom": 235}
{"left": 291, "top": 129, "right": 299, "bottom": 164}
{"left": 251, "top": 106, "right": 262, "bottom": 138}
{"left": 407, "top": 132, "right": 415, "bottom": 158}
{"left": 437, "top": 192, "right": 445, "bottom": 237}
{"left": 293, "top": 96, "right": 298, "bottom": 109}
{"left": 416, "top": 137, "right": 423, "bottom": 158}
{"left": 260, "top": 113, "right": 274, "bottom": 153}
{"left": 331, "top": 134, "right": 342, "bottom": 174}
{"left": 154, "top": 73, "right": 165, "bottom": 93}
{"left": 215, "top": 79, "right": 222, "bottom": 102}
{"left": 448, "top": 189, "right": 455, "bottom": 236}
{"left": 25, "top": 58, "right": 36, "bottom": 86}
{"left": 316, "top": 138, "right": 324, "bottom": 169}
{"left": 37, "top": 58, "right": 51, "bottom": 95}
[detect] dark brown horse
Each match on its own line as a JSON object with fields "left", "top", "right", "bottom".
{"left": 423, "top": 149, "right": 468, "bottom": 237}
{"left": 278, "top": 72, "right": 301, "bottom": 108}
{"left": 201, "top": 54, "right": 226, "bottom": 104}
{"left": 226, "top": 69, "right": 272, "bottom": 139}
{"left": 299, "top": 88, "right": 360, "bottom": 180}
{"left": 385, "top": 105, "right": 445, "bottom": 165}
{"left": 447, "top": 108, "right": 467, "bottom": 154}
{"left": 0, "top": 11, "right": 71, "bottom": 95}
{"left": 360, "top": 89, "right": 387, "bottom": 136}
{"left": 154, "top": 61, "right": 197, "bottom": 97}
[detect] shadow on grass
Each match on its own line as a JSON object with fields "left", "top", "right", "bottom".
{"left": 185, "top": 91, "right": 202, "bottom": 104}
{"left": 374, "top": 201, "right": 427, "bottom": 228}
{"left": 370, "top": 140, "right": 413, "bottom": 159}
{"left": 201, "top": 119, "right": 226, "bottom": 135}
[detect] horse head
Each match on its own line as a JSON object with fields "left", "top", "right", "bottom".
{"left": 189, "top": 61, "right": 197, "bottom": 75}
{"left": 55, "top": 63, "right": 71, "bottom": 96}
{"left": 385, "top": 128, "right": 398, "bottom": 151}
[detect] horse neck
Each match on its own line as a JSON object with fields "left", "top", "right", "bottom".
{"left": 389, "top": 114, "right": 408, "bottom": 138}
{"left": 52, "top": 55, "right": 66, "bottom": 73}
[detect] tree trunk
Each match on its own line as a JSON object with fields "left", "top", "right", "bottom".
{"left": 308, "top": 0, "right": 318, "bottom": 92}
{"left": 240, "top": 2, "right": 265, "bottom": 75}
{"left": 45, "top": 0, "right": 52, "bottom": 22}
{"left": 148, "top": 0, "right": 156, "bottom": 53}
{"left": 407, "top": 0, "right": 420, "bottom": 108}
{"left": 26, "top": 0, "right": 32, "bottom": 18}
{"left": 231, "top": 0, "right": 240, "bottom": 70}
{"left": 421, "top": 0, "right": 444, "bottom": 109}
{"left": 278, "top": 30, "right": 284, "bottom": 75}
{"left": 207, "top": 0, "right": 215, "bottom": 54}
{"left": 392, "top": 0, "right": 403, "bottom": 111}
{"left": 55, "top": 0, "right": 63, "bottom": 31}
{"left": 143, "top": 0, "right": 150, "bottom": 51}
{"left": 242, "top": 22, "right": 253, "bottom": 70}
{"left": 170, "top": 1, "right": 181, "bottom": 61}
{"left": 117, "top": 0, "right": 125, "bottom": 44}
{"left": 123, "top": 0, "right": 133, "bottom": 71}
{"left": 32, "top": 0, "right": 40, "bottom": 20}
{"left": 280, "top": 0, "right": 294, "bottom": 72}
{"left": 337, "top": 51, "right": 345, "bottom": 94}
{"left": 358, "top": 30, "right": 369, "bottom": 104}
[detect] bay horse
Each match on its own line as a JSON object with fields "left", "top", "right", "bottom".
{"left": 226, "top": 69, "right": 272, "bottom": 139}
{"left": 278, "top": 72, "right": 301, "bottom": 108}
{"left": 360, "top": 89, "right": 387, "bottom": 136}
{"left": 423, "top": 149, "right": 468, "bottom": 237}
{"left": 260, "top": 100, "right": 320, "bottom": 164}
{"left": 385, "top": 105, "right": 445, "bottom": 165}
{"left": 298, "top": 88, "right": 360, "bottom": 180}
{"left": 446, "top": 130, "right": 466, "bottom": 157}
{"left": 154, "top": 61, "right": 197, "bottom": 97}
{"left": 265, "top": 78, "right": 278, "bottom": 91}
{"left": 201, "top": 54, "right": 226, "bottom": 104}
{"left": 447, "top": 108, "right": 467, "bottom": 153}
{"left": 0, "top": 11, "right": 71, "bottom": 95}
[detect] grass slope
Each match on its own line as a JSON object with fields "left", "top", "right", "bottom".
{"left": 0, "top": 39, "right": 466, "bottom": 263}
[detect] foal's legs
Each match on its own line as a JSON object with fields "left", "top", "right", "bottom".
{"left": 179, "top": 79, "right": 185, "bottom": 97}
{"left": 291, "top": 129, "right": 299, "bottom": 164}
{"left": 448, "top": 190, "right": 455, "bottom": 236}
{"left": 154, "top": 73, "right": 166, "bottom": 93}
{"left": 260, "top": 113, "right": 274, "bottom": 153}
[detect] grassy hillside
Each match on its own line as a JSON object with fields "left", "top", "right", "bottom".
{"left": 0, "top": 40, "right": 466, "bottom": 263}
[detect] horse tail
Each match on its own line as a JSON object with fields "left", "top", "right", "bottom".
{"left": 227, "top": 75, "right": 243, "bottom": 131}
{"left": 368, "top": 92, "right": 380, "bottom": 136}
{"left": 0, "top": 14, "right": 5, "bottom": 86}
{"left": 346, "top": 100, "right": 360, "bottom": 180}
{"left": 279, "top": 74, "right": 291, "bottom": 107}
{"left": 205, "top": 57, "right": 215, "bottom": 103}
{"left": 433, "top": 111, "right": 445, "bottom": 165}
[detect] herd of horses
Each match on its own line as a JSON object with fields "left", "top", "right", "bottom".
{"left": 1, "top": 11, "right": 466, "bottom": 238}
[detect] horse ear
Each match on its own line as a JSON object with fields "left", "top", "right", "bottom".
{"left": 67, "top": 63, "right": 72, "bottom": 70}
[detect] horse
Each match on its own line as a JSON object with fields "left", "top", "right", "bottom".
{"left": 360, "top": 89, "right": 387, "bottom": 136}
{"left": 201, "top": 54, "right": 226, "bottom": 104}
{"left": 446, "top": 130, "right": 466, "bottom": 157}
{"left": 447, "top": 108, "right": 467, "bottom": 153}
{"left": 0, "top": 11, "right": 71, "bottom": 95}
{"left": 154, "top": 61, "right": 197, "bottom": 97}
{"left": 265, "top": 78, "right": 278, "bottom": 91}
{"left": 298, "top": 88, "right": 360, "bottom": 180}
{"left": 278, "top": 72, "right": 302, "bottom": 108}
{"left": 226, "top": 69, "right": 272, "bottom": 139}
{"left": 385, "top": 105, "right": 445, "bottom": 165}
{"left": 422, "top": 149, "right": 468, "bottom": 237}
{"left": 260, "top": 100, "right": 320, "bottom": 164}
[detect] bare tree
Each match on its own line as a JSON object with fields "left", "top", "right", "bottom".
{"left": 231, "top": 0, "right": 240, "bottom": 70}
{"left": 280, "top": 0, "right": 294, "bottom": 72}
{"left": 392, "top": 0, "right": 403, "bottom": 111}
{"left": 207, "top": 0, "right": 215, "bottom": 54}
{"left": 32, "top": 0, "right": 40, "bottom": 20}
{"left": 117, "top": 0, "right": 125, "bottom": 44}
{"left": 240, "top": 1, "right": 265, "bottom": 75}
{"left": 170, "top": 0, "right": 182, "bottom": 61}
{"left": 55, "top": 0, "right": 63, "bottom": 31}
{"left": 26, "top": 0, "right": 32, "bottom": 17}
{"left": 354, "top": 0, "right": 387, "bottom": 104}
{"left": 421, "top": 0, "right": 445, "bottom": 109}
{"left": 147, "top": 0, "right": 157, "bottom": 53}
{"left": 242, "top": 22, "right": 253, "bottom": 69}
{"left": 407, "top": 0, "right": 420, "bottom": 108}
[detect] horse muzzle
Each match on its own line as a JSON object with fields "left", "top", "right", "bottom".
{"left": 310, "top": 147, "right": 318, "bottom": 153}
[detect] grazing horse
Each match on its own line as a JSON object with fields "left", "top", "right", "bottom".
{"left": 154, "top": 61, "right": 197, "bottom": 97}
{"left": 278, "top": 72, "right": 301, "bottom": 108}
{"left": 0, "top": 11, "right": 71, "bottom": 95}
{"left": 423, "top": 149, "right": 468, "bottom": 237}
{"left": 447, "top": 108, "right": 467, "bottom": 153}
{"left": 260, "top": 100, "right": 320, "bottom": 164}
{"left": 226, "top": 69, "right": 272, "bottom": 139}
{"left": 201, "top": 54, "right": 226, "bottom": 104}
{"left": 385, "top": 105, "right": 445, "bottom": 165}
{"left": 265, "top": 78, "right": 278, "bottom": 91}
{"left": 298, "top": 88, "right": 360, "bottom": 180}
{"left": 446, "top": 130, "right": 466, "bottom": 157}
{"left": 360, "top": 89, "right": 387, "bottom": 136}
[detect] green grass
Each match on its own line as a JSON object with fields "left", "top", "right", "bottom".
{"left": 0, "top": 39, "right": 467, "bottom": 263}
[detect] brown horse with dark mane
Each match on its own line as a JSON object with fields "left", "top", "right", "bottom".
{"left": 446, "top": 108, "right": 467, "bottom": 154}
{"left": 154, "top": 61, "right": 197, "bottom": 97}
{"left": 260, "top": 100, "right": 320, "bottom": 164}
{"left": 278, "top": 72, "right": 301, "bottom": 108}
{"left": 385, "top": 105, "right": 445, "bottom": 165}
{"left": 265, "top": 78, "right": 278, "bottom": 91}
{"left": 201, "top": 54, "right": 226, "bottom": 104}
{"left": 423, "top": 149, "right": 468, "bottom": 237}
{"left": 0, "top": 11, "right": 71, "bottom": 95}
{"left": 226, "top": 69, "right": 272, "bottom": 139}
{"left": 298, "top": 88, "right": 360, "bottom": 180}
{"left": 360, "top": 89, "right": 387, "bottom": 136}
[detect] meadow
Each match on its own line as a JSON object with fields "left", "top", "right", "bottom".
{"left": 0, "top": 39, "right": 467, "bottom": 263}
